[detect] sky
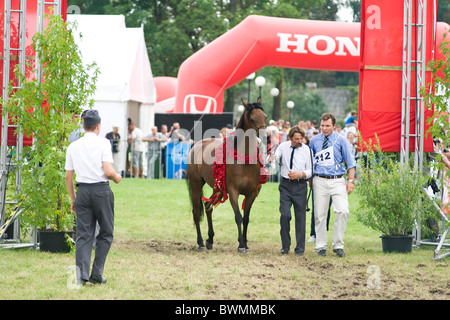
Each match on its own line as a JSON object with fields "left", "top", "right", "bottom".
{"left": 337, "top": 5, "right": 354, "bottom": 22}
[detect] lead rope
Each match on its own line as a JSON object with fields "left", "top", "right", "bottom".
{"left": 306, "top": 145, "right": 314, "bottom": 212}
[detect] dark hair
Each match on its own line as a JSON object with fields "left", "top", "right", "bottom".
{"left": 304, "top": 135, "right": 310, "bottom": 145}
{"left": 83, "top": 123, "right": 98, "bottom": 131}
{"left": 320, "top": 113, "right": 336, "bottom": 126}
{"left": 288, "top": 125, "right": 305, "bottom": 139}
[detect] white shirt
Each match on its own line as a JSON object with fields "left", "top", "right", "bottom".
{"left": 274, "top": 141, "right": 313, "bottom": 179}
{"left": 65, "top": 132, "right": 113, "bottom": 183}
{"left": 129, "top": 127, "right": 145, "bottom": 152}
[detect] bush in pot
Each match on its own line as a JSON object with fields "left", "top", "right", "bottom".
{"left": 356, "top": 137, "right": 438, "bottom": 253}
{"left": 2, "top": 14, "right": 98, "bottom": 251}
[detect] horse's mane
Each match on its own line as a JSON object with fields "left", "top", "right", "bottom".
{"left": 236, "top": 101, "right": 264, "bottom": 130}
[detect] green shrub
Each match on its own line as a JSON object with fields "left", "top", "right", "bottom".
{"left": 356, "top": 139, "right": 436, "bottom": 236}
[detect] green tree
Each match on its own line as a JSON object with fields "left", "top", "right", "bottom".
{"left": 424, "top": 35, "right": 450, "bottom": 174}
{"left": 288, "top": 89, "right": 328, "bottom": 124}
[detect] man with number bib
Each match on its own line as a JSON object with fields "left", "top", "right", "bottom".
{"left": 310, "top": 113, "right": 356, "bottom": 257}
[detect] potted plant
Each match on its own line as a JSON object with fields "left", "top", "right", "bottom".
{"left": 356, "top": 137, "right": 437, "bottom": 253}
{"left": 2, "top": 14, "right": 98, "bottom": 252}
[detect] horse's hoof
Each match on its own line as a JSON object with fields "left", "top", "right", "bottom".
{"left": 238, "top": 247, "right": 250, "bottom": 254}
{"left": 198, "top": 246, "right": 207, "bottom": 252}
{"left": 206, "top": 240, "right": 213, "bottom": 250}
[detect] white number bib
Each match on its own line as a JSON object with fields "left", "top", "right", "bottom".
{"left": 314, "top": 146, "right": 334, "bottom": 166}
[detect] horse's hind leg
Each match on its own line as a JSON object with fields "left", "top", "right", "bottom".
{"left": 205, "top": 201, "right": 215, "bottom": 250}
{"left": 190, "top": 181, "right": 206, "bottom": 251}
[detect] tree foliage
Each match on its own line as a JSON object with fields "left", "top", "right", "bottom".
{"left": 423, "top": 34, "right": 450, "bottom": 221}
{"left": 424, "top": 35, "right": 450, "bottom": 147}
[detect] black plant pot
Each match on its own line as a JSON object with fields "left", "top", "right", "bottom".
{"left": 38, "top": 230, "right": 74, "bottom": 253}
{"left": 380, "top": 235, "right": 413, "bottom": 253}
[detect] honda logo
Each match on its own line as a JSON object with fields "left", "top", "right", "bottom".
{"left": 276, "top": 33, "right": 360, "bottom": 57}
{"left": 183, "top": 94, "right": 217, "bottom": 113}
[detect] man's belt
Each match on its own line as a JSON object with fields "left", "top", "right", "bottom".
{"left": 282, "top": 177, "right": 307, "bottom": 183}
{"left": 76, "top": 181, "right": 109, "bottom": 187}
{"left": 315, "top": 174, "right": 344, "bottom": 179}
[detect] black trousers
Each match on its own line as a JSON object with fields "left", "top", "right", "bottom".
{"left": 279, "top": 178, "right": 307, "bottom": 254}
{"left": 75, "top": 182, "right": 114, "bottom": 281}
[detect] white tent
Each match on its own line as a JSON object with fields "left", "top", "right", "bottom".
{"left": 67, "top": 14, "right": 156, "bottom": 174}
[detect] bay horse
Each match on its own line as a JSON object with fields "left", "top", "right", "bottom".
{"left": 186, "top": 99, "right": 267, "bottom": 252}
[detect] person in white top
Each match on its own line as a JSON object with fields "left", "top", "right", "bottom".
{"left": 127, "top": 122, "right": 145, "bottom": 178}
{"left": 65, "top": 110, "right": 122, "bottom": 286}
{"left": 269, "top": 125, "right": 313, "bottom": 255}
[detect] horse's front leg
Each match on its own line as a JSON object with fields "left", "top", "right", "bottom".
{"left": 204, "top": 201, "right": 215, "bottom": 250}
{"left": 228, "top": 191, "right": 246, "bottom": 253}
{"left": 193, "top": 202, "right": 205, "bottom": 251}
{"left": 242, "top": 192, "right": 257, "bottom": 252}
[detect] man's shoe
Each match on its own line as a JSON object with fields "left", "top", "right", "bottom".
{"left": 77, "top": 279, "right": 87, "bottom": 286}
{"left": 333, "top": 248, "right": 345, "bottom": 257}
{"left": 89, "top": 274, "right": 107, "bottom": 284}
{"left": 317, "top": 249, "right": 326, "bottom": 256}
{"left": 280, "top": 248, "right": 289, "bottom": 255}
{"left": 307, "top": 236, "right": 316, "bottom": 243}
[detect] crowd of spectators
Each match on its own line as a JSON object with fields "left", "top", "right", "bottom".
{"left": 120, "top": 110, "right": 359, "bottom": 179}
{"left": 263, "top": 110, "right": 359, "bottom": 160}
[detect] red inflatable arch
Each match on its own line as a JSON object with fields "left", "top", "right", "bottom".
{"left": 154, "top": 76, "right": 177, "bottom": 113}
{"left": 174, "top": 15, "right": 361, "bottom": 114}
{"left": 174, "top": 12, "right": 448, "bottom": 153}
{"left": 154, "top": 76, "right": 178, "bottom": 103}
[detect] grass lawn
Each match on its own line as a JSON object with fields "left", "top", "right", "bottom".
{"left": 0, "top": 178, "right": 448, "bottom": 300}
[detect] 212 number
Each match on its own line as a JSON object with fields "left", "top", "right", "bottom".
{"left": 315, "top": 152, "right": 331, "bottom": 162}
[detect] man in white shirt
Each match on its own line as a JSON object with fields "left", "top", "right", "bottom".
{"left": 127, "top": 122, "right": 145, "bottom": 178}
{"left": 65, "top": 110, "right": 122, "bottom": 286}
{"left": 269, "top": 125, "right": 313, "bottom": 255}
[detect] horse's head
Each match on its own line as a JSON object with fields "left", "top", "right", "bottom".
{"left": 239, "top": 98, "right": 267, "bottom": 137}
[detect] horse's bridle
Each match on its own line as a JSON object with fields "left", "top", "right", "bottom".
{"left": 256, "top": 124, "right": 267, "bottom": 131}
{"left": 244, "top": 103, "right": 267, "bottom": 133}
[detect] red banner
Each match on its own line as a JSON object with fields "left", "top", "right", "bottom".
{"left": 358, "top": 0, "right": 444, "bottom": 152}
